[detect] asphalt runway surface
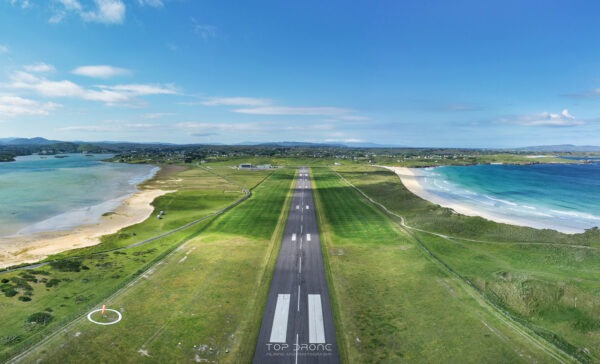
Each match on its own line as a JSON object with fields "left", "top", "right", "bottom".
{"left": 253, "top": 168, "right": 339, "bottom": 364}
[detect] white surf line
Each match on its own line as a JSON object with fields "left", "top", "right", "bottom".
{"left": 292, "top": 233, "right": 297, "bottom": 242}
{"left": 270, "top": 294, "right": 291, "bottom": 343}
{"left": 308, "top": 294, "right": 326, "bottom": 344}
{"left": 297, "top": 285, "right": 301, "bottom": 312}
{"left": 306, "top": 233, "right": 311, "bottom": 242}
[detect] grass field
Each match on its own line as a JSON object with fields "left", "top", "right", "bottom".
{"left": 5, "top": 167, "right": 295, "bottom": 363}
{"left": 312, "top": 166, "right": 576, "bottom": 363}
{"left": 331, "top": 165, "right": 600, "bottom": 363}
{"left": 0, "top": 165, "right": 277, "bottom": 362}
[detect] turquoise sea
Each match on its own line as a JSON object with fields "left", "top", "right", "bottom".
{"left": 418, "top": 162, "right": 600, "bottom": 233}
{"left": 0, "top": 154, "right": 158, "bottom": 237}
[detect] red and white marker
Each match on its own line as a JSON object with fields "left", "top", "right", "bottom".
{"left": 101, "top": 304, "right": 106, "bottom": 315}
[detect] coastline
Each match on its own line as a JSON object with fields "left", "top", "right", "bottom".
{"left": 0, "top": 185, "right": 174, "bottom": 269}
{"left": 382, "top": 166, "right": 583, "bottom": 234}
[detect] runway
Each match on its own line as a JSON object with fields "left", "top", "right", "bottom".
{"left": 253, "top": 168, "right": 339, "bottom": 363}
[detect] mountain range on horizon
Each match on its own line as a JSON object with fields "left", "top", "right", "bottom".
{"left": 1, "top": 137, "right": 600, "bottom": 152}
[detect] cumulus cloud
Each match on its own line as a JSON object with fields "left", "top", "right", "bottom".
{"left": 23, "top": 63, "right": 56, "bottom": 73}
{"left": 72, "top": 65, "right": 130, "bottom": 78}
{"left": 0, "top": 95, "right": 61, "bottom": 119}
{"left": 7, "top": 71, "right": 178, "bottom": 106}
{"left": 500, "top": 109, "right": 585, "bottom": 127}
{"left": 81, "top": 0, "right": 125, "bottom": 24}
{"left": 50, "top": 0, "right": 125, "bottom": 24}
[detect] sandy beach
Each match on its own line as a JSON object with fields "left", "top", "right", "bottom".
{"left": 382, "top": 166, "right": 580, "bottom": 233}
{"left": 0, "top": 188, "right": 174, "bottom": 269}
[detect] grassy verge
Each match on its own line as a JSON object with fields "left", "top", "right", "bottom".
{"left": 312, "top": 167, "right": 566, "bottom": 363}
{"left": 7, "top": 168, "right": 295, "bottom": 363}
{"left": 335, "top": 165, "right": 599, "bottom": 362}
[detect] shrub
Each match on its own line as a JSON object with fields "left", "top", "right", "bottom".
{"left": 26, "top": 312, "right": 54, "bottom": 325}
{"left": 49, "top": 259, "right": 83, "bottom": 272}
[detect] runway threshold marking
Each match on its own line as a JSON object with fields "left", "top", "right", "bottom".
{"left": 296, "top": 205, "right": 299, "bottom": 210}
{"left": 306, "top": 205, "right": 310, "bottom": 209}
{"left": 308, "top": 294, "right": 326, "bottom": 344}
{"left": 306, "top": 233, "right": 311, "bottom": 242}
{"left": 292, "top": 233, "right": 297, "bottom": 242}
{"left": 270, "top": 294, "right": 291, "bottom": 343}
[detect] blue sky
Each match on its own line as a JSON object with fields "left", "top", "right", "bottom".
{"left": 1, "top": 0, "right": 600, "bottom": 147}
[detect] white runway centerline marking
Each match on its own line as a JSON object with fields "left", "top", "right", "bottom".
{"left": 270, "top": 294, "right": 290, "bottom": 343}
{"left": 299, "top": 256, "right": 302, "bottom": 274}
{"left": 306, "top": 233, "right": 311, "bottom": 242}
{"left": 297, "top": 285, "right": 301, "bottom": 312}
{"left": 308, "top": 294, "right": 326, "bottom": 344}
{"left": 292, "top": 233, "right": 296, "bottom": 242}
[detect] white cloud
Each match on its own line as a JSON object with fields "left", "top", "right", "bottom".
{"left": 100, "top": 83, "right": 178, "bottom": 96}
{"left": 501, "top": 109, "right": 585, "bottom": 127}
{"left": 0, "top": 95, "right": 61, "bottom": 119}
{"left": 234, "top": 106, "right": 354, "bottom": 116}
{"left": 72, "top": 65, "right": 130, "bottom": 78}
{"left": 23, "top": 63, "right": 56, "bottom": 73}
{"left": 137, "top": 0, "right": 163, "bottom": 7}
{"left": 60, "top": 123, "right": 157, "bottom": 132}
{"left": 202, "top": 97, "right": 271, "bottom": 107}
{"left": 51, "top": 0, "right": 125, "bottom": 24}
{"left": 192, "top": 18, "right": 217, "bottom": 40}
{"left": 142, "top": 112, "right": 173, "bottom": 119}
{"left": 58, "top": 0, "right": 82, "bottom": 11}
{"left": 177, "top": 122, "right": 264, "bottom": 132}
{"left": 60, "top": 125, "right": 118, "bottom": 132}
{"left": 81, "top": 0, "right": 125, "bottom": 24}
{"left": 0, "top": 45, "right": 9, "bottom": 54}
{"left": 7, "top": 71, "right": 177, "bottom": 106}
{"left": 9, "top": 0, "right": 31, "bottom": 9}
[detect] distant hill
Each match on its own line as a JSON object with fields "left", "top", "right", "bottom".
{"left": 0, "top": 137, "right": 60, "bottom": 145}
{"left": 515, "top": 144, "right": 600, "bottom": 152}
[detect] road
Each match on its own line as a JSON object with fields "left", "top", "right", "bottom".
{"left": 253, "top": 168, "right": 339, "bottom": 363}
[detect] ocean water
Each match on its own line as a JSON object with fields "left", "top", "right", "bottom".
{"left": 418, "top": 162, "right": 600, "bottom": 233}
{"left": 0, "top": 154, "right": 158, "bottom": 237}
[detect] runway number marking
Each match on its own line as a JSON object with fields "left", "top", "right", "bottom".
{"left": 270, "top": 294, "right": 291, "bottom": 343}
{"left": 308, "top": 294, "right": 326, "bottom": 344}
